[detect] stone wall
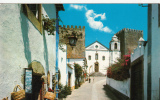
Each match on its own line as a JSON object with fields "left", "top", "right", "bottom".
{"left": 106, "top": 77, "right": 130, "bottom": 97}
{"left": 116, "top": 28, "right": 143, "bottom": 56}
{"left": 59, "top": 25, "right": 85, "bottom": 59}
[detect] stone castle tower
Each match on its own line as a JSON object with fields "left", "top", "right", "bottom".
{"left": 116, "top": 28, "right": 143, "bottom": 56}
{"left": 59, "top": 25, "right": 85, "bottom": 59}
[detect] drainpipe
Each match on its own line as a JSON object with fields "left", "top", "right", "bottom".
{"left": 56, "top": 10, "right": 59, "bottom": 99}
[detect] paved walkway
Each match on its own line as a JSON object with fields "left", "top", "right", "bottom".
{"left": 66, "top": 77, "right": 119, "bottom": 100}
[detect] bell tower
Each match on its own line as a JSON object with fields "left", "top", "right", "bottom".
{"left": 110, "top": 35, "right": 120, "bottom": 51}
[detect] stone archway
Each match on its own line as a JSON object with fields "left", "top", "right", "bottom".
{"left": 94, "top": 62, "right": 99, "bottom": 72}
{"left": 28, "top": 61, "right": 45, "bottom": 100}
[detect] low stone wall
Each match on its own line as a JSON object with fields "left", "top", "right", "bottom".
{"left": 106, "top": 77, "right": 130, "bottom": 98}
{"left": 105, "top": 84, "right": 130, "bottom": 100}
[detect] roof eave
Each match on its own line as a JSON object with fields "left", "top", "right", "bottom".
{"left": 55, "top": 4, "right": 65, "bottom": 11}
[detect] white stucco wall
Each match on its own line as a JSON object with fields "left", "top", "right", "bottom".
{"left": 0, "top": 4, "right": 57, "bottom": 99}
{"left": 68, "top": 59, "right": 84, "bottom": 67}
{"left": 71, "top": 65, "right": 75, "bottom": 88}
{"left": 144, "top": 43, "right": 148, "bottom": 100}
{"left": 86, "top": 50, "right": 110, "bottom": 75}
{"left": 67, "top": 59, "right": 78, "bottom": 88}
{"left": 58, "top": 45, "right": 67, "bottom": 86}
{"left": 86, "top": 41, "right": 121, "bottom": 75}
{"left": 58, "top": 45, "right": 76, "bottom": 88}
{"left": 110, "top": 42, "right": 120, "bottom": 51}
{"left": 131, "top": 45, "right": 145, "bottom": 62}
{"left": 67, "top": 65, "right": 75, "bottom": 88}
{"left": 109, "top": 51, "right": 121, "bottom": 66}
{"left": 106, "top": 77, "right": 130, "bottom": 97}
{"left": 150, "top": 4, "right": 160, "bottom": 100}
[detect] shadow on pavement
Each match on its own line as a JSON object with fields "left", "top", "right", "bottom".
{"left": 103, "top": 85, "right": 119, "bottom": 100}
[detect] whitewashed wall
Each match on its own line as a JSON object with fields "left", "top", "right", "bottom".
{"left": 67, "top": 65, "right": 75, "bottom": 89}
{"left": 144, "top": 43, "right": 148, "bottom": 100}
{"left": 106, "top": 77, "right": 130, "bottom": 97}
{"left": 86, "top": 42, "right": 110, "bottom": 75}
{"left": 110, "top": 42, "right": 120, "bottom": 51}
{"left": 67, "top": 59, "right": 77, "bottom": 89}
{"left": 109, "top": 51, "right": 121, "bottom": 66}
{"left": 58, "top": 45, "right": 76, "bottom": 88}
{"left": 68, "top": 59, "right": 84, "bottom": 67}
{"left": 58, "top": 45, "right": 67, "bottom": 86}
{"left": 0, "top": 4, "right": 57, "bottom": 99}
{"left": 86, "top": 50, "right": 110, "bottom": 75}
{"left": 131, "top": 45, "right": 145, "bottom": 62}
{"left": 86, "top": 41, "right": 121, "bottom": 75}
{"left": 149, "top": 4, "right": 160, "bottom": 100}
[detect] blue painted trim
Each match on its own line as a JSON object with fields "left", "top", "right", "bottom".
{"left": 56, "top": 10, "right": 59, "bottom": 99}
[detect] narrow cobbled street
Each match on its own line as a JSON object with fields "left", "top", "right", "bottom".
{"left": 66, "top": 77, "right": 119, "bottom": 100}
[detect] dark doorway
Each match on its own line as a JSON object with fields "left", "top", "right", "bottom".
{"left": 68, "top": 72, "right": 71, "bottom": 87}
{"left": 95, "top": 62, "right": 99, "bottom": 72}
{"left": 32, "top": 75, "right": 43, "bottom": 100}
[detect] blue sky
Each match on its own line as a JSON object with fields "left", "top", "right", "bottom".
{"left": 59, "top": 4, "right": 148, "bottom": 48}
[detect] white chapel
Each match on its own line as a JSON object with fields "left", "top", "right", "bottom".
{"left": 85, "top": 35, "right": 121, "bottom": 75}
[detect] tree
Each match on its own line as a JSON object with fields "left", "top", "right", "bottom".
{"left": 74, "top": 63, "right": 83, "bottom": 87}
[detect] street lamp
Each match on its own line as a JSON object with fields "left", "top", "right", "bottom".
{"left": 68, "top": 35, "right": 77, "bottom": 46}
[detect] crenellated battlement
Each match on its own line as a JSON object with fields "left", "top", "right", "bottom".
{"left": 59, "top": 25, "right": 85, "bottom": 31}
{"left": 116, "top": 28, "right": 143, "bottom": 35}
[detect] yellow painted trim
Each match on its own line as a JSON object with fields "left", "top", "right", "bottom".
{"left": 23, "top": 4, "right": 42, "bottom": 34}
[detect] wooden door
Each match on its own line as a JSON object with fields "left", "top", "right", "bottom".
{"left": 95, "top": 63, "right": 99, "bottom": 72}
{"left": 68, "top": 73, "right": 71, "bottom": 87}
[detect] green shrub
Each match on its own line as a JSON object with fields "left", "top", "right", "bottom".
{"left": 58, "top": 83, "right": 72, "bottom": 99}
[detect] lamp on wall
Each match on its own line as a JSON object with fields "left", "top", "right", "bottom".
{"left": 68, "top": 31, "right": 78, "bottom": 47}
{"left": 60, "top": 27, "right": 82, "bottom": 48}
{"left": 68, "top": 36, "right": 77, "bottom": 46}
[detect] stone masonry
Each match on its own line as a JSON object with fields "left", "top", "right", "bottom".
{"left": 59, "top": 25, "right": 85, "bottom": 59}
{"left": 116, "top": 28, "right": 143, "bottom": 57}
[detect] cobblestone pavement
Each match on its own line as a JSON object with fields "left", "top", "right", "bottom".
{"left": 66, "top": 77, "right": 119, "bottom": 100}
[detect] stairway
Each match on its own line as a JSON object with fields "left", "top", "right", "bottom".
{"left": 89, "top": 72, "right": 105, "bottom": 77}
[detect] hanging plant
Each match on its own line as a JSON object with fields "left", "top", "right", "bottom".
{"left": 43, "top": 17, "right": 56, "bottom": 35}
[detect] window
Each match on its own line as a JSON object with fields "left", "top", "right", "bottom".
{"left": 95, "top": 45, "right": 98, "bottom": 48}
{"left": 27, "top": 4, "right": 38, "bottom": 17}
{"left": 115, "top": 43, "right": 117, "bottom": 49}
{"left": 95, "top": 53, "right": 98, "bottom": 60}
{"left": 88, "top": 55, "right": 91, "bottom": 60}
{"left": 102, "top": 56, "right": 105, "bottom": 60}
{"left": 22, "top": 4, "right": 42, "bottom": 34}
{"left": 158, "top": 4, "right": 160, "bottom": 27}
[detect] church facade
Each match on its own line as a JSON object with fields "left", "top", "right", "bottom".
{"left": 86, "top": 35, "right": 121, "bottom": 75}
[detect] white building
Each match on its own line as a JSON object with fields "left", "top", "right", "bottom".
{"left": 0, "top": 4, "right": 64, "bottom": 99}
{"left": 58, "top": 45, "right": 76, "bottom": 90}
{"left": 131, "top": 4, "right": 160, "bottom": 100}
{"left": 58, "top": 25, "right": 86, "bottom": 90}
{"left": 85, "top": 35, "right": 121, "bottom": 75}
